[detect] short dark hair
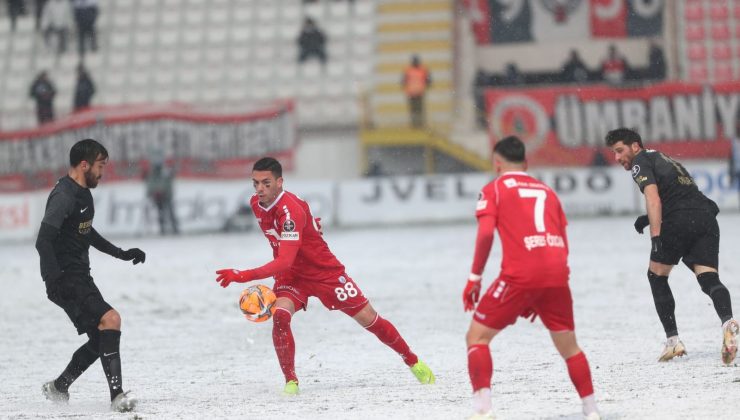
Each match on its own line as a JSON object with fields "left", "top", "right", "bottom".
{"left": 605, "top": 128, "right": 643, "bottom": 148}
{"left": 70, "top": 139, "right": 108, "bottom": 167}
{"left": 252, "top": 157, "right": 282, "bottom": 178}
{"left": 493, "top": 136, "right": 525, "bottom": 163}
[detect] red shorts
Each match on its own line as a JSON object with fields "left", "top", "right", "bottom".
{"left": 274, "top": 272, "right": 369, "bottom": 316}
{"left": 473, "top": 277, "right": 574, "bottom": 332}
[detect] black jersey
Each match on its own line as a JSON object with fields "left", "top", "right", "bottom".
{"left": 631, "top": 150, "right": 718, "bottom": 218}
{"left": 39, "top": 176, "right": 96, "bottom": 278}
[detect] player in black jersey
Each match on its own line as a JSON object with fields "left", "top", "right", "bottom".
{"left": 606, "top": 128, "right": 738, "bottom": 365}
{"left": 35, "top": 139, "right": 146, "bottom": 411}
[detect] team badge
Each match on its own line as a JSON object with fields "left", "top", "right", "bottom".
{"left": 283, "top": 220, "right": 295, "bottom": 232}
{"left": 631, "top": 165, "right": 641, "bottom": 178}
{"left": 338, "top": 276, "right": 346, "bottom": 284}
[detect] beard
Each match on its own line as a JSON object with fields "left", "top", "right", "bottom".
{"left": 84, "top": 170, "right": 100, "bottom": 188}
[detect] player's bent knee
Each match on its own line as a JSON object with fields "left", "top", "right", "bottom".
{"left": 98, "top": 309, "right": 121, "bottom": 330}
{"left": 351, "top": 303, "right": 377, "bottom": 327}
{"left": 272, "top": 307, "right": 292, "bottom": 326}
{"left": 697, "top": 271, "right": 723, "bottom": 296}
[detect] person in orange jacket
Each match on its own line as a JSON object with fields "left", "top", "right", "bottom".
{"left": 401, "top": 55, "right": 432, "bottom": 128}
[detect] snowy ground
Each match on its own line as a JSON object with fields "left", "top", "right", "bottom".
{"left": 1, "top": 214, "right": 740, "bottom": 420}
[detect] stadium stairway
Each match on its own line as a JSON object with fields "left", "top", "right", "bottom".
{"left": 362, "top": 0, "right": 487, "bottom": 174}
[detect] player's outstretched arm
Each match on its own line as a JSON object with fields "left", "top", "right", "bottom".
{"left": 215, "top": 244, "right": 300, "bottom": 288}
{"left": 89, "top": 228, "right": 146, "bottom": 265}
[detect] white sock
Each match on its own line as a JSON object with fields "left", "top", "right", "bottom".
{"left": 581, "top": 394, "right": 598, "bottom": 415}
{"left": 473, "top": 388, "right": 492, "bottom": 414}
{"left": 666, "top": 335, "right": 679, "bottom": 346}
{"left": 722, "top": 319, "right": 737, "bottom": 330}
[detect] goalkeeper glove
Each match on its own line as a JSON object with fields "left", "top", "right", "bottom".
{"left": 463, "top": 275, "right": 482, "bottom": 312}
{"left": 215, "top": 268, "right": 255, "bottom": 288}
{"left": 634, "top": 215, "right": 649, "bottom": 234}
{"left": 119, "top": 248, "right": 146, "bottom": 265}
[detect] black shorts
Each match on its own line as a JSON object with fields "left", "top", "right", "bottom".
{"left": 45, "top": 273, "right": 112, "bottom": 335}
{"left": 651, "top": 210, "right": 719, "bottom": 270}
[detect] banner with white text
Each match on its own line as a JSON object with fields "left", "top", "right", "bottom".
{"left": 0, "top": 102, "right": 296, "bottom": 193}
{"left": 486, "top": 81, "right": 739, "bottom": 166}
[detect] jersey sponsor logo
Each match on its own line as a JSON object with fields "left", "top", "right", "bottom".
{"left": 635, "top": 175, "right": 648, "bottom": 184}
{"left": 476, "top": 199, "right": 488, "bottom": 211}
{"left": 631, "top": 165, "right": 641, "bottom": 178}
{"left": 283, "top": 219, "right": 296, "bottom": 232}
{"left": 78, "top": 219, "right": 92, "bottom": 235}
{"left": 281, "top": 231, "right": 299, "bottom": 241}
{"left": 80, "top": 207, "right": 88, "bottom": 213}
{"left": 523, "top": 233, "right": 565, "bottom": 251}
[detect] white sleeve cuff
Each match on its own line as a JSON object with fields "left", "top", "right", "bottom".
{"left": 468, "top": 273, "right": 482, "bottom": 282}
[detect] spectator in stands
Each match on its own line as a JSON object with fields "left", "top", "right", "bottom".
{"left": 29, "top": 70, "right": 56, "bottom": 125}
{"left": 647, "top": 40, "right": 666, "bottom": 80}
{"left": 41, "top": 0, "right": 72, "bottom": 58}
{"left": 401, "top": 55, "right": 432, "bottom": 128}
{"left": 7, "top": 0, "right": 27, "bottom": 32}
{"left": 504, "top": 63, "right": 524, "bottom": 85}
{"left": 72, "top": 0, "right": 99, "bottom": 56}
{"left": 561, "top": 49, "right": 590, "bottom": 83}
{"left": 473, "top": 69, "right": 489, "bottom": 129}
{"left": 600, "top": 44, "right": 628, "bottom": 85}
{"left": 145, "top": 158, "right": 180, "bottom": 236}
{"left": 34, "top": 0, "right": 47, "bottom": 30}
{"left": 73, "top": 63, "right": 95, "bottom": 111}
{"left": 297, "top": 17, "right": 327, "bottom": 67}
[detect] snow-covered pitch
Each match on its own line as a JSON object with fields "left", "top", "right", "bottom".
{"left": 2, "top": 214, "right": 739, "bottom": 420}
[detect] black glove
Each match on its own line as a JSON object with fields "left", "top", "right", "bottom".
{"left": 119, "top": 248, "right": 146, "bottom": 265}
{"left": 651, "top": 236, "right": 662, "bottom": 255}
{"left": 634, "top": 215, "right": 649, "bottom": 234}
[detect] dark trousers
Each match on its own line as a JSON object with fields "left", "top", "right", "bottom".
{"left": 408, "top": 95, "right": 425, "bottom": 128}
{"left": 154, "top": 199, "right": 179, "bottom": 235}
{"left": 298, "top": 49, "right": 327, "bottom": 66}
{"left": 44, "top": 27, "right": 68, "bottom": 55}
{"left": 75, "top": 6, "right": 98, "bottom": 55}
{"left": 36, "top": 101, "right": 54, "bottom": 124}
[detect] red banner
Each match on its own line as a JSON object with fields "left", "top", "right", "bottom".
{"left": 486, "top": 82, "right": 738, "bottom": 166}
{"left": 590, "top": 0, "right": 627, "bottom": 38}
{"left": 0, "top": 101, "right": 296, "bottom": 192}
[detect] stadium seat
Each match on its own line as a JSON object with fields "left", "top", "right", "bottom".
{"left": 159, "top": 30, "right": 179, "bottom": 48}
{"left": 712, "top": 43, "right": 732, "bottom": 60}
{"left": 684, "top": 2, "right": 704, "bottom": 20}
{"left": 689, "top": 63, "right": 708, "bottom": 81}
{"left": 713, "top": 63, "right": 734, "bottom": 81}
{"left": 711, "top": 23, "right": 730, "bottom": 40}
{"left": 687, "top": 43, "right": 707, "bottom": 60}
{"left": 710, "top": 3, "right": 729, "bottom": 19}
{"left": 685, "top": 24, "right": 706, "bottom": 41}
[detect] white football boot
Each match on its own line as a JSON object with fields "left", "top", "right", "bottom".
{"left": 42, "top": 381, "right": 69, "bottom": 403}
{"left": 721, "top": 319, "right": 738, "bottom": 365}
{"left": 110, "top": 391, "right": 137, "bottom": 412}
{"left": 658, "top": 336, "right": 686, "bottom": 362}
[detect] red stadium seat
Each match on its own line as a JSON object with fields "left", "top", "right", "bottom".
{"left": 685, "top": 24, "right": 706, "bottom": 41}
{"left": 710, "top": 4, "right": 729, "bottom": 19}
{"left": 689, "top": 63, "right": 708, "bottom": 81}
{"left": 712, "top": 43, "right": 732, "bottom": 59}
{"left": 685, "top": 2, "right": 704, "bottom": 20}
{"left": 688, "top": 43, "right": 707, "bottom": 60}
{"left": 711, "top": 23, "right": 730, "bottom": 40}
{"left": 713, "top": 63, "right": 734, "bottom": 81}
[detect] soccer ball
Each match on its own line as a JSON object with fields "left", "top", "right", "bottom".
{"left": 239, "top": 284, "right": 276, "bottom": 323}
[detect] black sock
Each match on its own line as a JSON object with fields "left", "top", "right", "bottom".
{"left": 697, "top": 272, "right": 734, "bottom": 324}
{"left": 99, "top": 329, "right": 123, "bottom": 401}
{"left": 54, "top": 332, "right": 100, "bottom": 392}
{"left": 648, "top": 271, "right": 678, "bottom": 338}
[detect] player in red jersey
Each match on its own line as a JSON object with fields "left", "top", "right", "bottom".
{"left": 463, "top": 137, "right": 600, "bottom": 420}
{"left": 214, "top": 157, "right": 434, "bottom": 394}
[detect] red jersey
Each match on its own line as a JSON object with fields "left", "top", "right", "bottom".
{"left": 250, "top": 190, "right": 345, "bottom": 281}
{"left": 472, "top": 172, "right": 569, "bottom": 288}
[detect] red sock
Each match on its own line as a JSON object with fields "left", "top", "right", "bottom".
{"left": 272, "top": 308, "right": 297, "bottom": 383}
{"left": 566, "top": 352, "right": 594, "bottom": 398}
{"left": 467, "top": 344, "right": 492, "bottom": 392}
{"left": 365, "top": 315, "right": 418, "bottom": 367}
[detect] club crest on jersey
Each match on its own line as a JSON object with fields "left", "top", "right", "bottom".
{"left": 283, "top": 220, "right": 296, "bottom": 232}
{"left": 338, "top": 275, "right": 346, "bottom": 284}
{"left": 631, "top": 165, "right": 641, "bottom": 178}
